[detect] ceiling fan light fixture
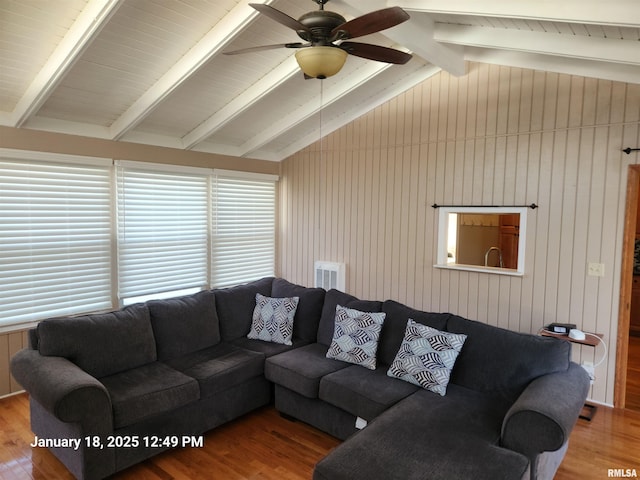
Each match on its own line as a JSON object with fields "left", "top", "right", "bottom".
{"left": 294, "top": 46, "right": 347, "bottom": 79}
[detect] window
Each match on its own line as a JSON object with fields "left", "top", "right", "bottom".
{"left": 116, "top": 161, "right": 209, "bottom": 303}
{"left": 212, "top": 170, "right": 277, "bottom": 288}
{"left": 0, "top": 151, "right": 112, "bottom": 328}
{"left": 435, "top": 206, "right": 528, "bottom": 276}
{"left": 0, "top": 151, "right": 277, "bottom": 328}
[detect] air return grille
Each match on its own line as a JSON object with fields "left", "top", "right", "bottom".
{"left": 314, "top": 261, "right": 346, "bottom": 291}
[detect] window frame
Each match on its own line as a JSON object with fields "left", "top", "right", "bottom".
{"left": 0, "top": 149, "right": 113, "bottom": 330}
{"left": 0, "top": 149, "right": 278, "bottom": 330}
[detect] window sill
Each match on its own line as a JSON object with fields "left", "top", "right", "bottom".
{"left": 434, "top": 264, "right": 524, "bottom": 276}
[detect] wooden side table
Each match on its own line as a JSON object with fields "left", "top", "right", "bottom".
{"left": 540, "top": 330, "right": 605, "bottom": 421}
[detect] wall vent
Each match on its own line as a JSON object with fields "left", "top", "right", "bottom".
{"left": 314, "top": 261, "right": 346, "bottom": 291}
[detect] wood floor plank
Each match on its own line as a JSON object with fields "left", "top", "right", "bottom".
{"left": 626, "top": 335, "right": 640, "bottom": 411}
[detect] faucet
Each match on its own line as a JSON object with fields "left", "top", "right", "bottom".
{"left": 484, "top": 246, "right": 504, "bottom": 268}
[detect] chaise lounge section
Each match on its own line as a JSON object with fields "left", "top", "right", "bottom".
{"left": 11, "top": 277, "right": 590, "bottom": 480}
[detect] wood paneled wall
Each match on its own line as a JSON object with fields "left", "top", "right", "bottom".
{"left": 0, "top": 330, "right": 29, "bottom": 397}
{"left": 278, "top": 62, "right": 640, "bottom": 405}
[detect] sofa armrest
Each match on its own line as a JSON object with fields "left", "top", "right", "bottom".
{"left": 501, "top": 362, "right": 589, "bottom": 456}
{"left": 11, "top": 348, "right": 112, "bottom": 427}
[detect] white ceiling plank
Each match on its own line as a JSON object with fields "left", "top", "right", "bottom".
{"left": 275, "top": 63, "right": 442, "bottom": 160}
{"left": 465, "top": 48, "right": 640, "bottom": 85}
{"left": 10, "top": 0, "right": 124, "bottom": 127}
{"left": 108, "top": 0, "right": 276, "bottom": 140}
{"left": 182, "top": 56, "right": 301, "bottom": 150}
{"left": 238, "top": 61, "right": 397, "bottom": 157}
{"left": 336, "top": 0, "right": 465, "bottom": 76}
{"left": 435, "top": 24, "right": 640, "bottom": 66}
{"left": 391, "top": 0, "right": 640, "bottom": 28}
{"left": 0, "top": 112, "right": 12, "bottom": 127}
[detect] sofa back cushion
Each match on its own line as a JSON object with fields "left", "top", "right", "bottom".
{"left": 272, "top": 278, "right": 326, "bottom": 343}
{"left": 317, "top": 289, "right": 382, "bottom": 346}
{"left": 379, "top": 300, "right": 451, "bottom": 367}
{"left": 37, "top": 304, "right": 156, "bottom": 378}
{"left": 446, "top": 315, "right": 571, "bottom": 402}
{"left": 214, "top": 277, "right": 274, "bottom": 341}
{"left": 148, "top": 290, "right": 220, "bottom": 361}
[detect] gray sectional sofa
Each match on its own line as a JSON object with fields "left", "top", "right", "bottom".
{"left": 11, "top": 277, "right": 590, "bottom": 480}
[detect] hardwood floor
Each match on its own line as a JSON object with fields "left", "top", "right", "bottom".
{"left": 1, "top": 392, "right": 639, "bottom": 480}
{"left": 626, "top": 334, "right": 640, "bottom": 411}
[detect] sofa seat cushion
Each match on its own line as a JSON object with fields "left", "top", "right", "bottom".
{"left": 230, "top": 336, "right": 309, "bottom": 357}
{"left": 166, "top": 343, "right": 265, "bottom": 398}
{"left": 100, "top": 362, "right": 199, "bottom": 429}
{"left": 313, "top": 386, "right": 525, "bottom": 480}
{"left": 314, "top": 433, "right": 528, "bottom": 480}
{"left": 319, "top": 365, "right": 418, "bottom": 421}
{"left": 265, "top": 343, "right": 349, "bottom": 399}
{"left": 398, "top": 385, "right": 512, "bottom": 442}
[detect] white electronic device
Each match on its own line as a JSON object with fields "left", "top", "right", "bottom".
{"left": 569, "top": 329, "right": 586, "bottom": 341}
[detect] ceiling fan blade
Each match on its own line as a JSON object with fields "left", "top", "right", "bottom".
{"left": 223, "top": 42, "right": 308, "bottom": 55}
{"left": 340, "top": 42, "right": 412, "bottom": 65}
{"left": 249, "top": 3, "right": 310, "bottom": 34}
{"left": 331, "top": 7, "right": 409, "bottom": 40}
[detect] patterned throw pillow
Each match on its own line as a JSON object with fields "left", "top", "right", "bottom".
{"left": 247, "top": 293, "right": 299, "bottom": 345}
{"left": 387, "top": 319, "right": 467, "bottom": 396}
{"left": 326, "top": 305, "right": 386, "bottom": 370}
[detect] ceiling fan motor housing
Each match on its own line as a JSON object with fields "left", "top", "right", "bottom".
{"left": 297, "top": 10, "right": 346, "bottom": 44}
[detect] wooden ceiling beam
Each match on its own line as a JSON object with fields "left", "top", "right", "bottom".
{"left": 390, "top": 0, "right": 640, "bottom": 28}
{"left": 11, "top": 0, "right": 124, "bottom": 128}
{"left": 109, "top": 0, "right": 276, "bottom": 141}
{"left": 434, "top": 24, "right": 640, "bottom": 66}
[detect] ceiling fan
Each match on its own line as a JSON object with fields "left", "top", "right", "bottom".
{"left": 224, "top": 0, "right": 412, "bottom": 79}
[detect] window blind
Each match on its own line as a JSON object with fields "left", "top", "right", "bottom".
{"left": 0, "top": 157, "right": 112, "bottom": 326}
{"left": 116, "top": 163, "right": 209, "bottom": 300}
{"left": 212, "top": 171, "right": 276, "bottom": 288}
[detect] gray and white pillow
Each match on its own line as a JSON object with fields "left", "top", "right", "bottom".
{"left": 248, "top": 293, "right": 299, "bottom": 345}
{"left": 326, "top": 305, "right": 385, "bottom": 370}
{"left": 387, "top": 319, "right": 466, "bottom": 396}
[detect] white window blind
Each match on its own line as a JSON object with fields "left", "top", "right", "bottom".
{"left": 116, "top": 162, "right": 208, "bottom": 300}
{"left": 0, "top": 156, "right": 112, "bottom": 327}
{"left": 212, "top": 171, "right": 276, "bottom": 288}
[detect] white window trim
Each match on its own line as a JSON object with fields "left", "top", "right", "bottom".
{"left": 116, "top": 159, "right": 212, "bottom": 175}
{"left": 0, "top": 148, "right": 112, "bottom": 167}
{"left": 213, "top": 168, "right": 279, "bottom": 183}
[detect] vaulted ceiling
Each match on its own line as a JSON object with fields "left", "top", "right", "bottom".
{"left": 1, "top": 0, "right": 638, "bottom": 161}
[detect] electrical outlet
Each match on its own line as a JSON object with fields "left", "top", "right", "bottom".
{"left": 587, "top": 262, "right": 605, "bottom": 277}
